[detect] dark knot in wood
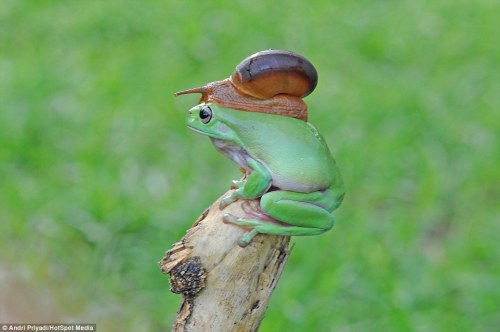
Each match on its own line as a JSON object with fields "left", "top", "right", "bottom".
{"left": 169, "top": 256, "right": 207, "bottom": 297}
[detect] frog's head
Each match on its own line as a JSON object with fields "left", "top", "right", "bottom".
{"left": 186, "top": 103, "right": 238, "bottom": 141}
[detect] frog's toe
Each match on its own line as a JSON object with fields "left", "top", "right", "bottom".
{"left": 238, "top": 229, "right": 259, "bottom": 247}
{"left": 222, "top": 213, "right": 239, "bottom": 224}
{"left": 237, "top": 238, "right": 250, "bottom": 247}
{"left": 223, "top": 215, "right": 260, "bottom": 247}
{"left": 219, "top": 196, "right": 234, "bottom": 210}
{"left": 223, "top": 215, "right": 263, "bottom": 228}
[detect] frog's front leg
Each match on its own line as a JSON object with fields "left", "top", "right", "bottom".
{"left": 220, "top": 158, "right": 272, "bottom": 209}
{"left": 224, "top": 190, "right": 337, "bottom": 247}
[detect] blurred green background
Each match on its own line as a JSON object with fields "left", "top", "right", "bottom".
{"left": 1, "top": 0, "right": 498, "bottom": 331}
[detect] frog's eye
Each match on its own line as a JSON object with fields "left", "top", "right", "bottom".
{"left": 199, "top": 105, "right": 213, "bottom": 124}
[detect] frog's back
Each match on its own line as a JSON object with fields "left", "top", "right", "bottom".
{"left": 221, "top": 109, "right": 342, "bottom": 193}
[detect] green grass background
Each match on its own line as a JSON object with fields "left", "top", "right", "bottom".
{"left": 1, "top": 0, "right": 499, "bottom": 331}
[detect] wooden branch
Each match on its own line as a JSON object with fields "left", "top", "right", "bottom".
{"left": 159, "top": 189, "right": 292, "bottom": 332}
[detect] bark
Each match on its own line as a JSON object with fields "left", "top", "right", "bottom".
{"left": 159, "top": 189, "right": 292, "bottom": 332}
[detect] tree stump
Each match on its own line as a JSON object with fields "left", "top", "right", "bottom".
{"left": 159, "top": 189, "right": 292, "bottom": 332}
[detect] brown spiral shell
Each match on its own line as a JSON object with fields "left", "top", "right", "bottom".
{"left": 231, "top": 50, "right": 318, "bottom": 100}
{"left": 175, "top": 50, "right": 318, "bottom": 121}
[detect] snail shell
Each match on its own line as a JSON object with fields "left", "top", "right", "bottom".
{"left": 231, "top": 50, "right": 318, "bottom": 100}
{"left": 175, "top": 50, "right": 318, "bottom": 121}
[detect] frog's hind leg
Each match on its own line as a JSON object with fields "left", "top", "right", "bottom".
{"left": 223, "top": 213, "right": 326, "bottom": 247}
{"left": 223, "top": 190, "right": 336, "bottom": 247}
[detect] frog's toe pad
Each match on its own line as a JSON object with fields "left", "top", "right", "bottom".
{"left": 223, "top": 214, "right": 262, "bottom": 227}
{"left": 222, "top": 213, "right": 239, "bottom": 225}
{"left": 237, "top": 238, "right": 250, "bottom": 247}
{"left": 223, "top": 215, "right": 261, "bottom": 247}
{"left": 238, "top": 229, "right": 259, "bottom": 247}
{"left": 219, "top": 199, "right": 229, "bottom": 210}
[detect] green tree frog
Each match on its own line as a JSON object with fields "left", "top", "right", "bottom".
{"left": 187, "top": 103, "right": 345, "bottom": 247}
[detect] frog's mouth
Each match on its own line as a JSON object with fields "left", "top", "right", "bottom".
{"left": 186, "top": 123, "right": 227, "bottom": 140}
{"left": 186, "top": 125, "right": 205, "bottom": 135}
{"left": 186, "top": 125, "right": 218, "bottom": 138}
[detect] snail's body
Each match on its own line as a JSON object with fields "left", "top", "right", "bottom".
{"left": 176, "top": 50, "right": 318, "bottom": 121}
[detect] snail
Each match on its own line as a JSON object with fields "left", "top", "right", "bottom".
{"left": 175, "top": 50, "right": 318, "bottom": 121}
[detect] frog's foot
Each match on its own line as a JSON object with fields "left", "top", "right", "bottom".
{"left": 222, "top": 214, "right": 263, "bottom": 247}
{"left": 220, "top": 193, "right": 238, "bottom": 210}
{"left": 223, "top": 213, "right": 290, "bottom": 247}
{"left": 223, "top": 213, "right": 263, "bottom": 228}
